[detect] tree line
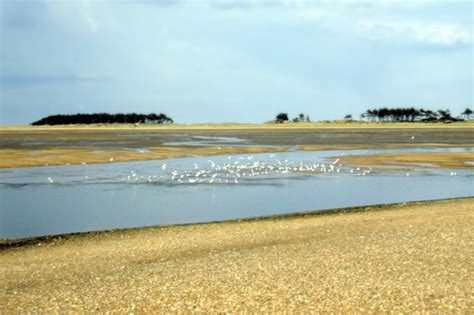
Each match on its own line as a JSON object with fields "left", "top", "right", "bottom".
{"left": 274, "top": 107, "right": 472, "bottom": 123}
{"left": 275, "top": 113, "right": 310, "bottom": 123}
{"left": 31, "top": 113, "right": 174, "bottom": 125}
{"left": 359, "top": 107, "right": 472, "bottom": 122}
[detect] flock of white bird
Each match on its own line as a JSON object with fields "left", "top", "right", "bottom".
{"left": 45, "top": 153, "right": 461, "bottom": 184}
{"left": 119, "top": 156, "right": 375, "bottom": 185}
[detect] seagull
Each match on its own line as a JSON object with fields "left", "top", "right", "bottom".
{"left": 208, "top": 160, "right": 216, "bottom": 168}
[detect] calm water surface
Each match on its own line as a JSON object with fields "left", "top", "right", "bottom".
{"left": 1, "top": 148, "right": 472, "bottom": 239}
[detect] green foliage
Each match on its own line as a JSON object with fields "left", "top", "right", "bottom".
{"left": 31, "top": 113, "right": 174, "bottom": 125}
{"left": 275, "top": 113, "right": 289, "bottom": 123}
{"left": 360, "top": 107, "right": 463, "bottom": 122}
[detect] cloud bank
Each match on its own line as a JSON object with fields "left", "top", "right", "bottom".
{"left": 1, "top": 0, "right": 472, "bottom": 124}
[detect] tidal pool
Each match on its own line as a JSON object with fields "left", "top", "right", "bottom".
{"left": 1, "top": 148, "right": 472, "bottom": 239}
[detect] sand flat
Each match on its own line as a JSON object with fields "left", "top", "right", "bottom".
{"left": 1, "top": 198, "right": 473, "bottom": 313}
{"left": 0, "top": 145, "right": 286, "bottom": 168}
{"left": 1, "top": 127, "right": 473, "bottom": 168}
{"left": 333, "top": 151, "right": 474, "bottom": 169}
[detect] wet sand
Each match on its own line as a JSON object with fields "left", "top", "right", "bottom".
{"left": 1, "top": 198, "right": 473, "bottom": 313}
{"left": 332, "top": 151, "right": 474, "bottom": 170}
{"left": 0, "top": 145, "right": 286, "bottom": 168}
{"left": 0, "top": 127, "right": 473, "bottom": 168}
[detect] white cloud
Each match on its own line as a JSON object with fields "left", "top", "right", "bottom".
{"left": 82, "top": 0, "right": 99, "bottom": 33}
{"left": 357, "top": 20, "right": 471, "bottom": 46}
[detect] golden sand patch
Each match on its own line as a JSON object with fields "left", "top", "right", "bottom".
{"left": 0, "top": 146, "right": 286, "bottom": 168}
{"left": 298, "top": 143, "right": 474, "bottom": 151}
{"left": 331, "top": 151, "right": 474, "bottom": 169}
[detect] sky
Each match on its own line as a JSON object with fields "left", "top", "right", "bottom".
{"left": 0, "top": 0, "right": 472, "bottom": 124}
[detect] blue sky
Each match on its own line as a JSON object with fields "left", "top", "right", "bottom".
{"left": 0, "top": 0, "right": 472, "bottom": 124}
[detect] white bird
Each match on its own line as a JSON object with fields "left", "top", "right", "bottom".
{"left": 411, "top": 136, "right": 415, "bottom": 140}
{"left": 47, "top": 177, "right": 54, "bottom": 183}
{"left": 109, "top": 158, "right": 114, "bottom": 162}
{"left": 161, "top": 163, "right": 167, "bottom": 170}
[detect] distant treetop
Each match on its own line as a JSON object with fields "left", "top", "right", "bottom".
{"left": 275, "top": 113, "right": 289, "bottom": 123}
{"left": 31, "top": 113, "right": 174, "bottom": 125}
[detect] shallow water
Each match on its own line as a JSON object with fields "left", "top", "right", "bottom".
{"left": 1, "top": 148, "right": 472, "bottom": 239}
{"left": 163, "top": 135, "right": 249, "bottom": 146}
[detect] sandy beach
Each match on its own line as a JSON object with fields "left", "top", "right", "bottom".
{"left": 1, "top": 198, "right": 473, "bottom": 313}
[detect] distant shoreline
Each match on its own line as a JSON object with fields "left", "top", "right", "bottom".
{"left": 1, "top": 120, "right": 474, "bottom": 130}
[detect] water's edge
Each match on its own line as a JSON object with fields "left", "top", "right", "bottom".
{"left": 2, "top": 196, "right": 472, "bottom": 249}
